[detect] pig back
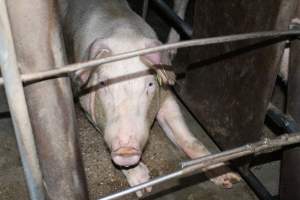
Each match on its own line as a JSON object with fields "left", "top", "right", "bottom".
{"left": 62, "top": 0, "right": 158, "bottom": 62}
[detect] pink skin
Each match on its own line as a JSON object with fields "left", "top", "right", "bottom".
{"left": 111, "top": 148, "right": 141, "bottom": 167}
{"left": 98, "top": 41, "right": 161, "bottom": 167}
{"left": 110, "top": 136, "right": 142, "bottom": 167}
{"left": 103, "top": 105, "right": 150, "bottom": 167}
{"left": 157, "top": 94, "right": 241, "bottom": 188}
{"left": 78, "top": 39, "right": 240, "bottom": 197}
{"left": 77, "top": 39, "right": 155, "bottom": 168}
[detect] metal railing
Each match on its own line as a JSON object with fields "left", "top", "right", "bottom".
{"left": 99, "top": 133, "right": 300, "bottom": 200}
{"left": 0, "top": 1, "right": 45, "bottom": 199}
{"left": 1, "top": 0, "right": 300, "bottom": 199}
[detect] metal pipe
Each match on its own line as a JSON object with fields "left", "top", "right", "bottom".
{"left": 100, "top": 171, "right": 182, "bottom": 200}
{"left": 98, "top": 133, "right": 300, "bottom": 200}
{"left": 275, "top": 23, "right": 300, "bottom": 199}
{"left": 180, "top": 134, "right": 297, "bottom": 168}
{"left": 0, "top": 0, "right": 45, "bottom": 199}
{"left": 142, "top": 0, "right": 149, "bottom": 19}
{"left": 237, "top": 167, "right": 274, "bottom": 200}
{"left": 151, "top": 0, "right": 192, "bottom": 39}
{"left": 267, "top": 103, "right": 300, "bottom": 133}
{"left": 172, "top": 87, "right": 276, "bottom": 200}
{"left": 0, "top": 30, "right": 299, "bottom": 86}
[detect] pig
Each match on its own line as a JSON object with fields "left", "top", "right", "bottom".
{"left": 61, "top": 0, "right": 240, "bottom": 197}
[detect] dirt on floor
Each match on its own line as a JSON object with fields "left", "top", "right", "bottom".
{"left": 0, "top": 98, "right": 258, "bottom": 200}
{"left": 77, "top": 106, "right": 183, "bottom": 200}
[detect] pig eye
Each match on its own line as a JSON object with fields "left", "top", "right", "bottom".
{"left": 148, "top": 82, "right": 155, "bottom": 89}
{"left": 99, "top": 79, "right": 108, "bottom": 87}
{"left": 146, "top": 81, "right": 156, "bottom": 95}
{"left": 100, "top": 81, "right": 105, "bottom": 86}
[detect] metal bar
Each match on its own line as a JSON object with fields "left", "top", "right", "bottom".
{"left": 172, "top": 86, "right": 276, "bottom": 200}
{"left": 267, "top": 103, "right": 300, "bottom": 133}
{"left": 0, "top": 30, "right": 299, "bottom": 86}
{"left": 151, "top": 0, "right": 192, "bottom": 39}
{"left": 98, "top": 133, "right": 300, "bottom": 200}
{"left": 237, "top": 167, "right": 274, "bottom": 200}
{"left": 180, "top": 134, "right": 297, "bottom": 168}
{"left": 0, "top": 0, "right": 45, "bottom": 199}
{"left": 142, "top": 0, "right": 149, "bottom": 19}
{"left": 278, "top": 23, "right": 300, "bottom": 200}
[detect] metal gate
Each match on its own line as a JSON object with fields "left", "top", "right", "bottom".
{"left": 1, "top": 0, "right": 300, "bottom": 200}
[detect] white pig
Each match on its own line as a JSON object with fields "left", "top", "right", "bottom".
{"left": 61, "top": 0, "right": 240, "bottom": 197}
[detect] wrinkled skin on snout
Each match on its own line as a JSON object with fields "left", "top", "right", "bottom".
{"left": 101, "top": 60, "right": 157, "bottom": 167}
{"left": 76, "top": 38, "right": 160, "bottom": 167}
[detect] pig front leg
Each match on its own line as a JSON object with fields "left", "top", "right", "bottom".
{"left": 122, "top": 162, "right": 152, "bottom": 197}
{"left": 157, "top": 92, "right": 241, "bottom": 188}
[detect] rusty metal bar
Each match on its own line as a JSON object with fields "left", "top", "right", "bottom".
{"left": 0, "top": 30, "right": 299, "bottom": 86}
{"left": 98, "top": 133, "right": 300, "bottom": 200}
{"left": 0, "top": 0, "right": 45, "bottom": 199}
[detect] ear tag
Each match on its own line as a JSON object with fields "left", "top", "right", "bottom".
{"left": 156, "top": 74, "right": 163, "bottom": 86}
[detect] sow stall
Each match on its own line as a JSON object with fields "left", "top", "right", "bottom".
{"left": 0, "top": 0, "right": 300, "bottom": 200}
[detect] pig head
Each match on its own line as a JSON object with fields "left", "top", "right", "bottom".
{"left": 74, "top": 37, "right": 170, "bottom": 167}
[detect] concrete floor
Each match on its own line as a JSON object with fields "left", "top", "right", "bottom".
{"left": 0, "top": 85, "right": 260, "bottom": 200}
{"left": 0, "top": 1, "right": 286, "bottom": 199}
{"left": 0, "top": 88, "right": 28, "bottom": 200}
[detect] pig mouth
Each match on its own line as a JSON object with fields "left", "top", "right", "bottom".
{"left": 111, "top": 147, "right": 141, "bottom": 167}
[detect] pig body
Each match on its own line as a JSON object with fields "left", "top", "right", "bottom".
{"left": 63, "top": 0, "right": 157, "bottom": 61}
{"left": 61, "top": 0, "right": 240, "bottom": 197}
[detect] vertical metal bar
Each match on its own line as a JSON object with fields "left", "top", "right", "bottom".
{"left": 237, "top": 166, "right": 274, "bottom": 200}
{"left": 142, "top": 0, "right": 149, "bottom": 19}
{"left": 151, "top": 0, "right": 192, "bottom": 39}
{"left": 280, "top": 22, "right": 300, "bottom": 200}
{"left": 0, "top": 0, "right": 45, "bottom": 199}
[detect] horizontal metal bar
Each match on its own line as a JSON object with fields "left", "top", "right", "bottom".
{"left": 180, "top": 134, "right": 297, "bottom": 168}
{"left": 98, "top": 133, "right": 300, "bottom": 200}
{"left": 0, "top": 30, "right": 299, "bottom": 86}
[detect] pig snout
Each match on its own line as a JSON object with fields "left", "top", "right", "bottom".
{"left": 106, "top": 122, "right": 149, "bottom": 167}
{"left": 111, "top": 147, "right": 141, "bottom": 167}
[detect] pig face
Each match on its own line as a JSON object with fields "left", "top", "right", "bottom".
{"left": 76, "top": 38, "right": 164, "bottom": 167}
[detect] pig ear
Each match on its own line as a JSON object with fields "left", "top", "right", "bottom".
{"left": 73, "top": 39, "right": 111, "bottom": 87}
{"left": 87, "top": 39, "right": 111, "bottom": 60}
{"left": 140, "top": 40, "right": 175, "bottom": 85}
{"left": 141, "top": 40, "right": 162, "bottom": 65}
